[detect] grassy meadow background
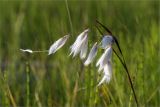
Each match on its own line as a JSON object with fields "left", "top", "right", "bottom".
{"left": 0, "top": 0, "right": 159, "bottom": 107}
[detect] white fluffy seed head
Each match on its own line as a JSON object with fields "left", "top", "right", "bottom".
{"left": 97, "top": 61, "right": 112, "bottom": 86}
{"left": 101, "top": 35, "right": 114, "bottom": 49}
{"left": 103, "top": 61, "right": 112, "bottom": 83}
{"left": 69, "top": 29, "right": 89, "bottom": 59}
{"left": 80, "top": 35, "right": 88, "bottom": 59}
{"left": 84, "top": 42, "right": 98, "bottom": 66}
{"left": 96, "top": 47, "right": 112, "bottom": 72}
{"left": 48, "top": 35, "right": 69, "bottom": 55}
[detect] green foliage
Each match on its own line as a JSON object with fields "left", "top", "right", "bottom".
{"left": 0, "top": 0, "right": 159, "bottom": 107}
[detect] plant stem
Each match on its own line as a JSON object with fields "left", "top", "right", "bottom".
{"left": 65, "top": 0, "right": 73, "bottom": 35}
{"left": 32, "top": 50, "right": 48, "bottom": 53}
{"left": 26, "top": 62, "right": 30, "bottom": 107}
{"left": 113, "top": 49, "right": 138, "bottom": 107}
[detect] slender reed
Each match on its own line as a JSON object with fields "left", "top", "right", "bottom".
{"left": 65, "top": 0, "right": 73, "bottom": 35}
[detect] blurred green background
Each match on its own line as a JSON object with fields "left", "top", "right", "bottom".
{"left": 0, "top": 0, "right": 159, "bottom": 107}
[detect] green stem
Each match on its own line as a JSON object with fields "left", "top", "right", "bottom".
{"left": 65, "top": 0, "right": 73, "bottom": 35}
{"left": 32, "top": 50, "right": 48, "bottom": 53}
{"left": 26, "top": 62, "right": 30, "bottom": 107}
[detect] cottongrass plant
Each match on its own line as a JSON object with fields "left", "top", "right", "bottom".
{"left": 96, "top": 20, "right": 138, "bottom": 106}
{"left": 20, "top": 20, "right": 138, "bottom": 107}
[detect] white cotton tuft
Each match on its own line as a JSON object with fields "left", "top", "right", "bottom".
{"left": 84, "top": 42, "right": 98, "bottom": 66}
{"left": 48, "top": 35, "right": 69, "bottom": 55}
{"left": 101, "top": 35, "right": 114, "bottom": 49}
{"left": 103, "top": 62, "right": 112, "bottom": 83}
{"left": 69, "top": 29, "right": 89, "bottom": 59}
{"left": 96, "top": 47, "right": 112, "bottom": 72}
{"left": 97, "top": 62, "right": 112, "bottom": 86}
{"left": 80, "top": 35, "right": 88, "bottom": 59}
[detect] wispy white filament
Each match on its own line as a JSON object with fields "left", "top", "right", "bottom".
{"left": 84, "top": 42, "right": 98, "bottom": 66}
{"left": 103, "top": 61, "right": 112, "bottom": 83}
{"left": 70, "top": 29, "right": 89, "bottom": 59}
{"left": 48, "top": 35, "right": 70, "bottom": 55}
{"left": 20, "top": 49, "right": 33, "bottom": 53}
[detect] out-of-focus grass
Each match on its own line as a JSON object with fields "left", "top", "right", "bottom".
{"left": 0, "top": 0, "right": 159, "bottom": 107}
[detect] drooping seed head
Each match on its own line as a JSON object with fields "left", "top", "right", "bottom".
{"left": 84, "top": 42, "right": 98, "bottom": 66}
{"left": 96, "top": 47, "right": 112, "bottom": 72}
{"left": 69, "top": 29, "right": 89, "bottom": 59}
{"left": 48, "top": 35, "right": 70, "bottom": 55}
{"left": 97, "top": 61, "right": 112, "bottom": 86}
{"left": 101, "top": 35, "right": 114, "bottom": 49}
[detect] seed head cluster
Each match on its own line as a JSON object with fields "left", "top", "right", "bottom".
{"left": 20, "top": 28, "right": 115, "bottom": 86}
